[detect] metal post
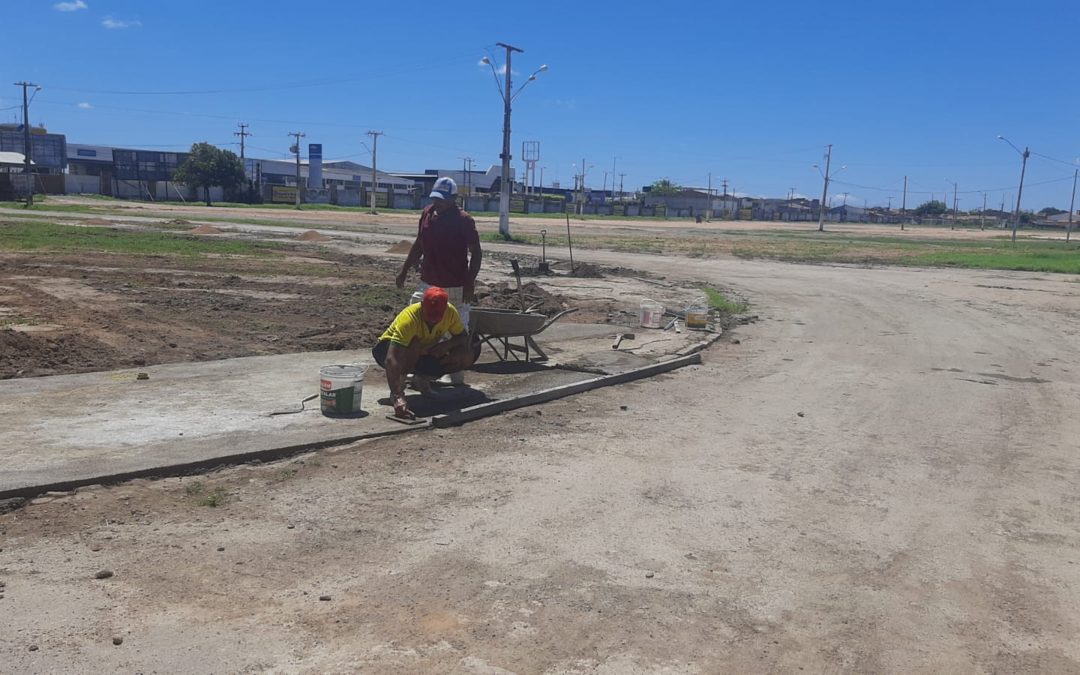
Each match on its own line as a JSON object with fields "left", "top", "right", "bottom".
{"left": 818, "top": 144, "right": 832, "bottom": 232}
{"left": 981, "top": 192, "right": 986, "bottom": 231}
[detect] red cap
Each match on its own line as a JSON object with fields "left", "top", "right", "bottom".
{"left": 421, "top": 286, "right": 449, "bottom": 323}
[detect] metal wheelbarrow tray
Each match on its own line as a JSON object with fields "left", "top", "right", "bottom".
{"left": 469, "top": 307, "right": 578, "bottom": 362}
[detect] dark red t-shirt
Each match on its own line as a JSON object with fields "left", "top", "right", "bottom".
{"left": 416, "top": 204, "right": 480, "bottom": 288}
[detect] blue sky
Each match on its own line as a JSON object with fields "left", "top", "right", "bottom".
{"left": 5, "top": 0, "right": 1079, "bottom": 210}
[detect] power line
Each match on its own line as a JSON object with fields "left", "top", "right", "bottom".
{"left": 1030, "top": 151, "right": 1079, "bottom": 167}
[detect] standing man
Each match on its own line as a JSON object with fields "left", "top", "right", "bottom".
{"left": 396, "top": 176, "right": 482, "bottom": 383}
{"left": 373, "top": 287, "right": 478, "bottom": 419}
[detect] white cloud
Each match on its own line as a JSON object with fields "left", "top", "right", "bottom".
{"left": 102, "top": 16, "right": 141, "bottom": 29}
{"left": 77, "top": 102, "right": 93, "bottom": 109}
{"left": 54, "top": 0, "right": 87, "bottom": 11}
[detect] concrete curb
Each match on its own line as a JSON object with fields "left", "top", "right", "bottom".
{"left": 432, "top": 353, "right": 702, "bottom": 428}
{"left": 0, "top": 424, "right": 426, "bottom": 501}
{"left": 3, "top": 353, "right": 706, "bottom": 500}
{"left": 675, "top": 330, "right": 725, "bottom": 357}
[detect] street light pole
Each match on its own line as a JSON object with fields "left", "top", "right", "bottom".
{"left": 482, "top": 45, "right": 545, "bottom": 239}
{"left": 496, "top": 42, "right": 521, "bottom": 238}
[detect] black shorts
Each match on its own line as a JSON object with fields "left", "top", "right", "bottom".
{"left": 372, "top": 340, "right": 474, "bottom": 378}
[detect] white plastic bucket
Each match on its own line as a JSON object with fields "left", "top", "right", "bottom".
{"left": 639, "top": 300, "right": 664, "bottom": 328}
{"left": 320, "top": 365, "right": 365, "bottom": 416}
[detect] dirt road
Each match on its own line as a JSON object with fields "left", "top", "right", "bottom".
{"left": 3, "top": 237, "right": 1080, "bottom": 671}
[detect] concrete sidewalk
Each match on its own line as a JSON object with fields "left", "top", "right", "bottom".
{"left": 1, "top": 323, "right": 708, "bottom": 498}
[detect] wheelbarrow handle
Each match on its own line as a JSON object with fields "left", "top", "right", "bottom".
{"left": 537, "top": 307, "right": 579, "bottom": 333}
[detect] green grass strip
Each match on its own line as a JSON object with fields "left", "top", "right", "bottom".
{"left": 0, "top": 220, "right": 281, "bottom": 257}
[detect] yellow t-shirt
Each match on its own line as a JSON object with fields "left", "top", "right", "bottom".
{"left": 379, "top": 303, "right": 464, "bottom": 348}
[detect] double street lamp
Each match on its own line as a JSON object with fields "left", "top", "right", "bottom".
{"left": 997, "top": 135, "right": 1029, "bottom": 242}
{"left": 481, "top": 44, "right": 547, "bottom": 239}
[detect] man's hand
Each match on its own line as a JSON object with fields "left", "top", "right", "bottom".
{"left": 395, "top": 270, "right": 407, "bottom": 289}
{"left": 392, "top": 394, "right": 415, "bottom": 419}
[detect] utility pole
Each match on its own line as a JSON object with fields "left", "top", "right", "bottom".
{"left": 817, "top": 144, "right": 832, "bottom": 232}
{"left": 288, "top": 131, "right": 304, "bottom": 209}
{"left": 1011, "top": 146, "right": 1030, "bottom": 243}
{"left": 14, "top": 81, "right": 38, "bottom": 208}
{"left": 367, "top": 130, "right": 383, "bottom": 214}
{"left": 1067, "top": 168, "right": 1078, "bottom": 244}
{"left": 618, "top": 172, "right": 625, "bottom": 200}
{"left": 235, "top": 123, "right": 251, "bottom": 201}
{"left": 706, "top": 172, "right": 713, "bottom": 222}
{"left": 948, "top": 181, "right": 958, "bottom": 230}
{"left": 234, "top": 123, "right": 250, "bottom": 161}
{"left": 611, "top": 155, "right": 617, "bottom": 200}
{"left": 721, "top": 178, "right": 729, "bottom": 217}
{"left": 981, "top": 192, "right": 987, "bottom": 230}
{"left": 901, "top": 176, "right": 907, "bottom": 230}
{"left": 579, "top": 157, "right": 587, "bottom": 215}
{"left": 460, "top": 156, "right": 474, "bottom": 199}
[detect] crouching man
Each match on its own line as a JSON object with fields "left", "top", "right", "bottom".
{"left": 372, "top": 286, "right": 479, "bottom": 419}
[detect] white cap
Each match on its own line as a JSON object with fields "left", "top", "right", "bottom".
{"left": 429, "top": 176, "right": 458, "bottom": 200}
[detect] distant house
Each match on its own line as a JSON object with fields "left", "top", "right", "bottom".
{"left": 387, "top": 165, "right": 514, "bottom": 197}
{"left": 643, "top": 188, "right": 743, "bottom": 218}
{"left": 1046, "top": 211, "right": 1079, "bottom": 227}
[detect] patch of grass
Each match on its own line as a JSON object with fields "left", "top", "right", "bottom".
{"left": 0, "top": 220, "right": 284, "bottom": 257}
{"left": 703, "top": 286, "right": 748, "bottom": 313}
{"left": 0, "top": 316, "right": 40, "bottom": 328}
{"left": 184, "top": 481, "right": 205, "bottom": 496}
{"left": 913, "top": 248, "right": 1080, "bottom": 273}
{"left": 726, "top": 232, "right": 1080, "bottom": 273}
{"left": 273, "top": 468, "right": 298, "bottom": 482}
{"left": 199, "top": 489, "right": 228, "bottom": 508}
{"left": 348, "top": 283, "right": 405, "bottom": 306}
{"left": 0, "top": 201, "right": 107, "bottom": 214}
{"left": 479, "top": 232, "right": 533, "bottom": 244}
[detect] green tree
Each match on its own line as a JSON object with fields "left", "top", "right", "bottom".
{"left": 648, "top": 178, "right": 682, "bottom": 196}
{"left": 1038, "top": 207, "right": 1066, "bottom": 217}
{"left": 913, "top": 200, "right": 948, "bottom": 217}
{"left": 173, "top": 142, "right": 246, "bottom": 206}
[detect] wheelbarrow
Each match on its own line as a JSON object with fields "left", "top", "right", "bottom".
{"left": 469, "top": 305, "right": 578, "bottom": 362}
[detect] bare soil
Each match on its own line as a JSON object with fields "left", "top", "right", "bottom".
{"left": 4, "top": 205, "right": 1079, "bottom": 672}
{"left": 0, "top": 245, "right": 609, "bottom": 380}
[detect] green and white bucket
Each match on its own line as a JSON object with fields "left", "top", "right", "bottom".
{"left": 320, "top": 365, "right": 366, "bottom": 416}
